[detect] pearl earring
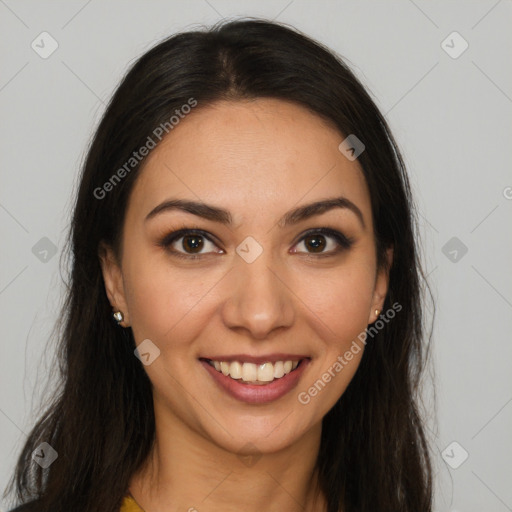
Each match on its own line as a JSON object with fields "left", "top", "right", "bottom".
{"left": 375, "top": 309, "right": 380, "bottom": 317}
{"left": 113, "top": 311, "right": 124, "bottom": 324}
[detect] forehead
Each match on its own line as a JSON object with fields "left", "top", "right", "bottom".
{"left": 126, "top": 98, "right": 371, "bottom": 229}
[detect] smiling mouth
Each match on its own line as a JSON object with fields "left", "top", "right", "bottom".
{"left": 201, "top": 358, "right": 306, "bottom": 385}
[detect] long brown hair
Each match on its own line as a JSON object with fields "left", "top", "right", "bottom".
{"left": 4, "top": 18, "right": 434, "bottom": 512}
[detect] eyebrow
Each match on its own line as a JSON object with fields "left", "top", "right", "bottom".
{"left": 145, "top": 196, "right": 365, "bottom": 229}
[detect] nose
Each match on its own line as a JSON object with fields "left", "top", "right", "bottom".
{"left": 221, "top": 250, "right": 295, "bottom": 340}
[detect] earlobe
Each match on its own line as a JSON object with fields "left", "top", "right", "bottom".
{"left": 98, "top": 242, "right": 130, "bottom": 326}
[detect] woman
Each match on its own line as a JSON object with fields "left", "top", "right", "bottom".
{"left": 5, "top": 18, "right": 433, "bottom": 512}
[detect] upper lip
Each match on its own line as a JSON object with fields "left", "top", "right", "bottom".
{"left": 200, "top": 354, "right": 310, "bottom": 364}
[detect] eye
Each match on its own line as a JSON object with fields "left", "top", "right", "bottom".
{"left": 158, "top": 226, "right": 353, "bottom": 260}
{"left": 292, "top": 228, "right": 353, "bottom": 256}
{"left": 158, "top": 229, "right": 223, "bottom": 259}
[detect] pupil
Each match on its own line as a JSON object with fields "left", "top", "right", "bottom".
{"left": 306, "top": 235, "right": 325, "bottom": 252}
{"left": 183, "top": 235, "right": 203, "bottom": 253}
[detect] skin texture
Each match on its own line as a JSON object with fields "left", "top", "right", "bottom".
{"left": 99, "top": 98, "right": 392, "bottom": 512}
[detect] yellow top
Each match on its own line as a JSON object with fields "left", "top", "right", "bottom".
{"left": 120, "top": 494, "right": 144, "bottom": 512}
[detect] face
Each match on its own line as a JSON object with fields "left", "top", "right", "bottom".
{"left": 100, "top": 98, "right": 391, "bottom": 455}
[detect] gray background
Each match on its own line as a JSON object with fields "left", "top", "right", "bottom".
{"left": 1, "top": 1, "right": 511, "bottom": 511}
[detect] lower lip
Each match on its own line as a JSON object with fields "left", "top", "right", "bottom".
{"left": 200, "top": 359, "right": 309, "bottom": 404}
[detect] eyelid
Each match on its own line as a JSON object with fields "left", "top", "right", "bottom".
{"left": 291, "top": 227, "right": 353, "bottom": 250}
{"left": 158, "top": 227, "right": 222, "bottom": 259}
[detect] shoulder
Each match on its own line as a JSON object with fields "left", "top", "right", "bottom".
{"left": 7, "top": 500, "right": 42, "bottom": 512}
{"left": 8, "top": 496, "right": 138, "bottom": 512}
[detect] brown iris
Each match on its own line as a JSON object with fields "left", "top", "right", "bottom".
{"left": 182, "top": 234, "right": 204, "bottom": 253}
{"left": 304, "top": 234, "right": 326, "bottom": 253}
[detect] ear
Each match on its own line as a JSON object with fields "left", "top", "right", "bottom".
{"left": 368, "top": 246, "right": 393, "bottom": 324}
{"left": 98, "top": 241, "right": 130, "bottom": 327}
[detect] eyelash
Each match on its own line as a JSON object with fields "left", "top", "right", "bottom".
{"left": 157, "top": 225, "right": 354, "bottom": 260}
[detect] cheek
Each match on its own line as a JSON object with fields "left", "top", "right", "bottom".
{"left": 122, "top": 253, "right": 223, "bottom": 346}
{"left": 294, "top": 260, "right": 375, "bottom": 343}
{"left": 292, "top": 260, "right": 375, "bottom": 412}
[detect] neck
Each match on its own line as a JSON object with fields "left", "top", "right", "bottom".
{"left": 128, "top": 405, "right": 327, "bottom": 512}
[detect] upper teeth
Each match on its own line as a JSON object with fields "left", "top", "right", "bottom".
{"left": 210, "top": 360, "right": 300, "bottom": 383}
